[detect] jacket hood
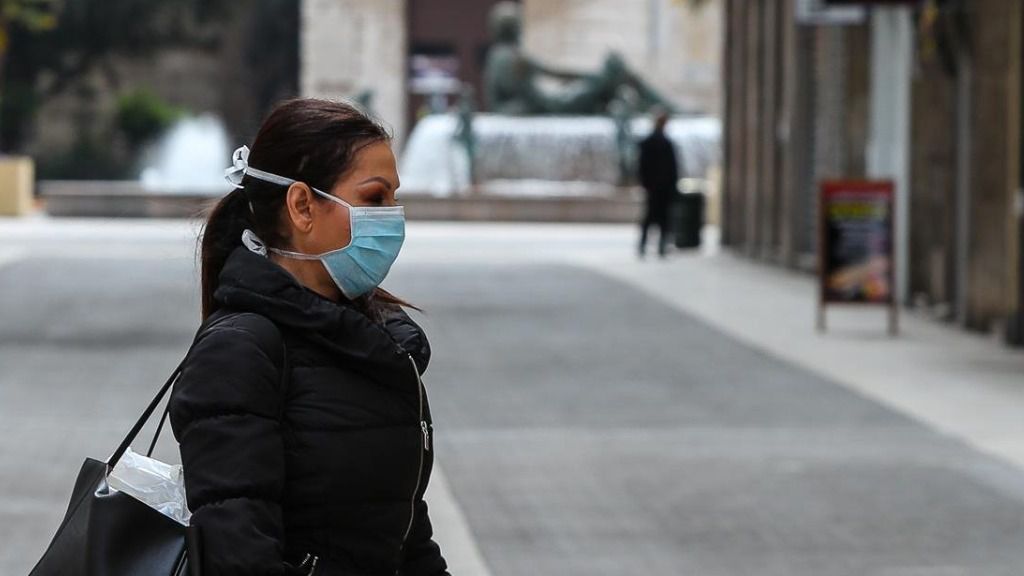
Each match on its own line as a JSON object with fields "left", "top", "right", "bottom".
{"left": 213, "top": 246, "right": 430, "bottom": 379}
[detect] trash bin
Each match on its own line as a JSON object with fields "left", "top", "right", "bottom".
{"left": 674, "top": 190, "right": 705, "bottom": 249}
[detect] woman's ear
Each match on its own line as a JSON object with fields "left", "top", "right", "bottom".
{"left": 284, "top": 182, "right": 315, "bottom": 233}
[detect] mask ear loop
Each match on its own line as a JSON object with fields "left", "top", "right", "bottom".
{"left": 241, "top": 229, "right": 268, "bottom": 257}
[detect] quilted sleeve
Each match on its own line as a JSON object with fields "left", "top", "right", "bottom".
{"left": 168, "top": 319, "right": 287, "bottom": 575}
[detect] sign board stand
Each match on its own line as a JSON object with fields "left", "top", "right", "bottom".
{"left": 817, "top": 180, "right": 899, "bottom": 336}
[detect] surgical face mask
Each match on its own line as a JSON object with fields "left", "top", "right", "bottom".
{"left": 226, "top": 145, "right": 405, "bottom": 299}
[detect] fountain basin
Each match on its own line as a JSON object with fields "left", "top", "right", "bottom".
{"left": 400, "top": 113, "right": 721, "bottom": 196}
{"left": 39, "top": 180, "right": 644, "bottom": 222}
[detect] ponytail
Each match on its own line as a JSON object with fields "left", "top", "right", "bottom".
{"left": 199, "top": 188, "right": 254, "bottom": 320}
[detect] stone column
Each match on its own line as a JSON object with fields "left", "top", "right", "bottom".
{"left": 965, "top": 0, "right": 1022, "bottom": 334}
{"left": 301, "top": 0, "right": 408, "bottom": 146}
{"left": 742, "top": 0, "right": 762, "bottom": 256}
{"left": 867, "top": 8, "right": 913, "bottom": 303}
{"left": 759, "top": 0, "right": 780, "bottom": 260}
{"left": 723, "top": 0, "right": 748, "bottom": 247}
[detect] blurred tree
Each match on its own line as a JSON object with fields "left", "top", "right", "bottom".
{"left": 0, "top": 0, "right": 60, "bottom": 54}
{"left": 0, "top": 0, "right": 234, "bottom": 151}
{"left": 0, "top": 0, "right": 61, "bottom": 150}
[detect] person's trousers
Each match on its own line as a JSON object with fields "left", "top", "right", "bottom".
{"left": 639, "top": 205, "right": 671, "bottom": 257}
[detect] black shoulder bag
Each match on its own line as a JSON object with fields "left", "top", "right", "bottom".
{"left": 28, "top": 311, "right": 285, "bottom": 576}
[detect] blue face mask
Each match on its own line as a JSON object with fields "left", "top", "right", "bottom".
{"left": 227, "top": 145, "right": 405, "bottom": 299}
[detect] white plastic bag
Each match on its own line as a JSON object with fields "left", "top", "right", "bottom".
{"left": 107, "top": 447, "right": 191, "bottom": 526}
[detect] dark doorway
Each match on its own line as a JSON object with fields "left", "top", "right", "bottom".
{"left": 406, "top": 0, "right": 514, "bottom": 131}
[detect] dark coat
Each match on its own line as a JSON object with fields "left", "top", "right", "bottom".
{"left": 169, "top": 246, "right": 449, "bottom": 576}
{"left": 637, "top": 130, "right": 679, "bottom": 214}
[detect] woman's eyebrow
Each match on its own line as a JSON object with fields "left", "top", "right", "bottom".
{"left": 357, "top": 176, "right": 396, "bottom": 190}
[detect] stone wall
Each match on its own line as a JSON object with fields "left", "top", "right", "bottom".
{"left": 300, "top": 0, "right": 408, "bottom": 145}
{"left": 522, "top": 0, "right": 722, "bottom": 115}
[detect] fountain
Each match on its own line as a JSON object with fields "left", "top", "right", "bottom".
{"left": 397, "top": 0, "right": 723, "bottom": 219}
{"left": 41, "top": 114, "right": 234, "bottom": 217}
{"left": 139, "top": 114, "right": 232, "bottom": 195}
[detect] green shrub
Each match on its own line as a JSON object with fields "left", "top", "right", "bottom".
{"left": 115, "top": 89, "right": 182, "bottom": 149}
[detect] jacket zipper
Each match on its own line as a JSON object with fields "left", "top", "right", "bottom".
{"left": 294, "top": 552, "right": 319, "bottom": 575}
{"left": 397, "top": 355, "right": 429, "bottom": 570}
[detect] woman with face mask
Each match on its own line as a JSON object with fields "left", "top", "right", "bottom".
{"left": 167, "top": 98, "right": 449, "bottom": 576}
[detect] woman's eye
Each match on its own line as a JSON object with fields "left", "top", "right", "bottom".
{"left": 360, "top": 193, "right": 382, "bottom": 206}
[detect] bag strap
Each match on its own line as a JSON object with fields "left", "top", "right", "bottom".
{"left": 106, "top": 311, "right": 285, "bottom": 468}
{"left": 144, "top": 313, "right": 288, "bottom": 459}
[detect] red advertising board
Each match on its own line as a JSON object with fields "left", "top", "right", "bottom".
{"left": 818, "top": 180, "right": 898, "bottom": 334}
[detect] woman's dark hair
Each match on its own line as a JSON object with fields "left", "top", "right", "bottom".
{"left": 199, "top": 98, "right": 415, "bottom": 321}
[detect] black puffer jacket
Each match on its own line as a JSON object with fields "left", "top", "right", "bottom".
{"left": 169, "top": 246, "right": 449, "bottom": 576}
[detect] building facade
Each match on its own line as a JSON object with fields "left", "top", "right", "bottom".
{"left": 523, "top": 0, "right": 722, "bottom": 116}
{"left": 722, "top": 0, "right": 1023, "bottom": 345}
{"left": 301, "top": 0, "right": 409, "bottom": 143}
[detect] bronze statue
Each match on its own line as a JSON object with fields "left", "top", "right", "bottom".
{"left": 610, "top": 98, "right": 637, "bottom": 186}
{"left": 453, "top": 83, "right": 478, "bottom": 186}
{"left": 483, "top": 1, "right": 677, "bottom": 116}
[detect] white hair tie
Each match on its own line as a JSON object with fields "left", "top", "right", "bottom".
{"left": 224, "top": 145, "right": 250, "bottom": 189}
{"left": 224, "top": 144, "right": 303, "bottom": 190}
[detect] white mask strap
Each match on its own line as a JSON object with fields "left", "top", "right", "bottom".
{"left": 225, "top": 145, "right": 354, "bottom": 208}
{"left": 310, "top": 187, "right": 354, "bottom": 209}
{"left": 267, "top": 247, "right": 322, "bottom": 261}
{"left": 241, "top": 228, "right": 322, "bottom": 261}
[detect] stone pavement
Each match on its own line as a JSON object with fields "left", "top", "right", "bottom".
{"left": 2, "top": 216, "right": 1024, "bottom": 575}
{"left": 395, "top": 224, "right": 1024, "bottom": 575}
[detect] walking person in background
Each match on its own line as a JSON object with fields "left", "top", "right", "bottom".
{"left": 637, "top": 108, "right": 679, "bottom": 259}
{"left": 169, "top": 98, "right": 450, "bottom": 575}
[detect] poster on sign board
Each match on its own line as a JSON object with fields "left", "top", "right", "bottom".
{"left": 817, "top": 180, "right": 898, "bottom": 334}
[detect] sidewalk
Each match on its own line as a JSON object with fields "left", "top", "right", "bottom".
{"left": 395, "top": 219, "right": 1024, "bottom": 472}
{"left": 573, "top": 234, "right": 1024, "bottom": 474}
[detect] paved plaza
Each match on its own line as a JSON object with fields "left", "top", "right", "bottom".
{"left": 2, "top": 217, "right": 1024, "bottom": 575}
